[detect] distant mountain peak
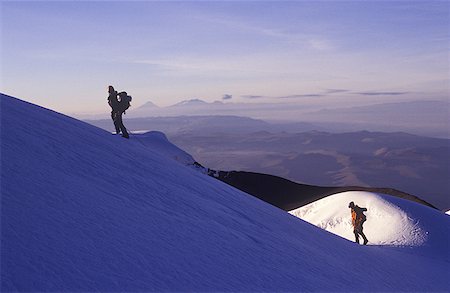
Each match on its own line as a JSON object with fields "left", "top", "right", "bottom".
{"left": 138, "top": 101, "right": 159, "bottom": 109}
{"left": 172, "top": 98, "right": 208, "bottom": 107}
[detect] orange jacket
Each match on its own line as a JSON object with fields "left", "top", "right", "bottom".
{"left": 351, "top": 206, "right": 367, "bottom": 227}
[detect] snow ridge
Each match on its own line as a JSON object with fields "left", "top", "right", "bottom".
{"left": 133, "top": 131, "right": 196, "bottom": 165}
{"left": 290, "top": 191, "right": 430, "bottom": 247}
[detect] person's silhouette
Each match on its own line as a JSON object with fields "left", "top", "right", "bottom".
{"left": 349, "top": 201, "right": 369, "bottom": 245}
{"left": 107, "top": 86, "right": 120, "bottom": 134}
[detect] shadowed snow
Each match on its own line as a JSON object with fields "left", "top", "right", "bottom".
{"left": 1, "top": 94, "right": 449, "bottom": 291}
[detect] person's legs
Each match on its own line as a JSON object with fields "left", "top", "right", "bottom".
{"left": 360, "top": 225, "right": 369, "bottom": 245}
{"left": 112, "top": 111, "right": 120, "bottom": 134}
{"left": 121, "top": 126, "right": 129, "bottom": 138}
{"left": 354, "top": 229, "right": 360, "bottom": 244}
{"left": 116, "top": 112, "right": 129, "bottom": 138}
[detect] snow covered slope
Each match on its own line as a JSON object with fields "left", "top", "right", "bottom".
{"left": 290, "top": 191, "right": 449, "bottom": 255}
{"left": 1, "top": 94, "right": 449, "bottom": 291}
{"left": 133, "top": 131, "right": 197, "bottom": 166}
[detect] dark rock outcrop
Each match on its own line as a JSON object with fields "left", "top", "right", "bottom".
{"left": 211, "top": 170, "right": 437, "bottom": 211}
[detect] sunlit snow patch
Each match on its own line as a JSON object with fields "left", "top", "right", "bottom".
{"left": 289, "top": 191, "right": 427, "bottom": 246}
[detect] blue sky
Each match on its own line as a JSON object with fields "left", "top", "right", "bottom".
{"left": 1, "top": 1, "right": 448, "bottom": 115}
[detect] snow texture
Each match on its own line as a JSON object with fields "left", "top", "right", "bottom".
{"left": 1, "top": 93, "right": 449, "bottom": 291}
{"left": 133, "top": 131, "right": 196, "bottom": 166}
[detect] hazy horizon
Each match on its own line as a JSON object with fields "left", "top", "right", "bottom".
{"left": 1, "top": 1, "right": 448, "bottom": 117}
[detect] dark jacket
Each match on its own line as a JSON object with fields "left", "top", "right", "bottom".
{"left": 107, "top": 91, "right": 119, "bottom": 111}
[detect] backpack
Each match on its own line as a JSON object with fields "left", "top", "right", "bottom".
{"left": 360, "top": 207, "right": 367, "bottom": 222}
{"left": 361, "top": 213, "right": 367, "bottom": 223}
{"left": 118, "top": 92, "right": 132, "bottom": 113}
{"left": 122, "top": 95, "right": 132, "bottom": 111}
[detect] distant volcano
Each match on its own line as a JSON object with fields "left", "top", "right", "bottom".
{"left": 137, "top": 100, "right": 159, "bottom": 109}
{"left": 171, "top": 98, "right": 209, "bottom": 107}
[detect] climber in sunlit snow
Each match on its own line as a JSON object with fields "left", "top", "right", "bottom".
{"left": 348, "top": 201, "right": 369, "bottom": 245}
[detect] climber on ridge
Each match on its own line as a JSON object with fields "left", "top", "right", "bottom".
{"left": 106, "top": 86, "right": 131, "bottom": 139}
{"left": 348, "top": 201, "right": 369, "bottom": 245}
